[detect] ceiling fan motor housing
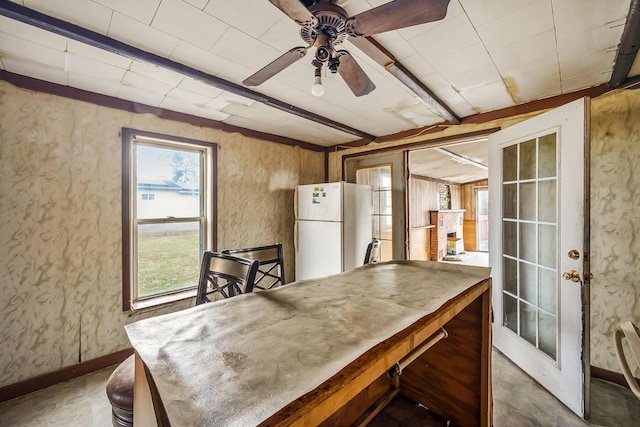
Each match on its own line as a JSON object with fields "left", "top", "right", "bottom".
{"left": 300, "top": 1, "right": 349, "bottom": 63}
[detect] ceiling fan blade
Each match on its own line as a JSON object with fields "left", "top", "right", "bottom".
{"left": 243, "top": 46, "right": 309, "bottom": 86}
{"left": 336, "top": 51, "right": 375, "bottom": 97}
{"left": 347, "top": 0, "right": 450, "bottom": 37}
{"left": 268, "top": 0, "right": 316, "bottom": 25}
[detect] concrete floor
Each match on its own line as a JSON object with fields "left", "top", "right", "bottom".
{"left": 1, "top": 350, "right": 638, "bottom": 426}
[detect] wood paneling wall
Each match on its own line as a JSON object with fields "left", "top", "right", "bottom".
{"left": 409, "top": 176, "right": 439, "bottom": 227}
{"left": 460, "top": 180, "right": 488, "bottom": 251}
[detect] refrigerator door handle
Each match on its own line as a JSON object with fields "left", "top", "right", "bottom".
{"left": 294, "top": 221, "right": 298, "bottom": 254}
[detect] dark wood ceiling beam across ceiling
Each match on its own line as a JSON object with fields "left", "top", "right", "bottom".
{"left": 609, "top": 0, "right": 640, "bottom": 88}
{"left": 349, "top": 36, "right": 460, "bottom": 124}
{"left": 0, "top": 0, "right": 375, "bottom": 142}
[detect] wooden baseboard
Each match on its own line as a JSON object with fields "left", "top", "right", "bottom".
{"left": 591, "top": 365, "right": 640, "bottom": 390}
{"left": 0, "top": 348, "right": 133, "bottom": 403}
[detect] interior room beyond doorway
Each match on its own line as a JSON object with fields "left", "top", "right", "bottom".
{"left": 408, "top": 139, "right": 489, "bottom": 267}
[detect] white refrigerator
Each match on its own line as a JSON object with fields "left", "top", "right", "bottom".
{"left": 295, "top": 182, "right": 373, "bottom": 280}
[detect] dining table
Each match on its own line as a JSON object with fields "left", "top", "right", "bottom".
{"left": 125, "top": 260, "right": 492, "bottom": 426}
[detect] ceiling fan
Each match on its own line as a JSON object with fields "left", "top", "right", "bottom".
{"left": 242, "top": 0, "right": 450, "bottom": 97}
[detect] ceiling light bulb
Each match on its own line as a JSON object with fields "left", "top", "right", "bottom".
{"left": 311, "top": 75, "right": 324, "bottom": 97}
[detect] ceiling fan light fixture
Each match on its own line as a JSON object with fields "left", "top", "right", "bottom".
{"left": 311, "top": 67, "right": 324, "bottom": 97}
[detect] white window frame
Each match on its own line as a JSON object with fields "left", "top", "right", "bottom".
{"left": 122, "top": 128, "right": 216, "bottom": 311}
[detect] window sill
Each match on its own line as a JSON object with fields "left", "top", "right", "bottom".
{"left": 129, "top": 288, "right": 197, "bottom": 313}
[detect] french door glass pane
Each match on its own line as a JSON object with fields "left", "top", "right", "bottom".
{"left": 501, "top": 132, "right": 558, "bottom": 361}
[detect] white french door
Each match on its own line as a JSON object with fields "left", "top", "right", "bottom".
{"left": 489, "top": 97, "right": 590, "bottom": 417}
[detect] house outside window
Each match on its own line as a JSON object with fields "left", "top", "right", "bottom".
{"left": 122, "top": 128, "right": 216, "bottom": 311}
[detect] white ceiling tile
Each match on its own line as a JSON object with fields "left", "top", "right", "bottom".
{"left": 23, "top": 0, "right": 112, "bottom": 34}
{"left": 66, "top": 39, "right": 132, "bottom": 69}
{"left": 213, "top": 60, "right": 254, "bottom": 85}
{"left": 458, "top": 80, "right": 514, "bottom": 112}
{"left": 118, "top": 85, "right": 165, "bottom": 107}
{"left": 395, "top": 53, "right": 436, "bottom": 80}
{"left": 421, "top": 73, "right": 477, "bottom": 117}
{"left": 67, "top": 71, "right": 122, "bottom": 97}
{"left": 489, "top": 30, "right": 557, "bottom": 69}
{"left": 203, "top": 0, "right": 284, "bottom": 39}
{"left": 0, "top": 32, "right": 65, "bottom": 68}
{"left": 0, "top": 16, "right": 66, "bottom": 51}
{"left": 561, "top": 71, "right": 610, "bottom": 92}
{"left": 178, "top": 77, "right": 224, "bottom": 98}
{"left": 169, "top": 41, "right": 231, "bottom": 76}
{"left": 368, "top": 32, "right": 417, "bottom": 61}
{"left": 258, "top": 16, "right": 307, "bottom": 52}
{"left": 499, "top": 61, "right": 561, "bottom": 102}
{"left": 408, "top": 13, "right": 479, "bottom": 61}
{"left": 165, "top": 86, "right": 212, "bottom": 105}
{"left": 430, "top": 43, "right": 493, "bottom": 78}
{"left": 553, "top": 0, "right": 629, "bottom": 41}
{"left": 129, "top": 61, "right": 184, "bottom": 86}
{"left": 445, "top": 64, "right": 503, "bottom": 93}
{"left": 475, "top": 1, "right": 554, "bottom": 53}
{"left": 183, "top": 0, "right": 210, "bottom": 10}
{"left": 108, "top": 12, "right": 180, "bottom": 58}
{"left": 216, "top": 92, "right": 255, "bottom": 107}
{"left": 210, "top": 27, "right": 282, "bottom": 73}
{"left": 204, "top": 98, "right": 230, "bottom": 110}
{"left": 93, "top": 0, "right": 161, "bottom": 25}
{"left": 151, "top": 0, "right": 228, "bottom": 50}
{"left": 160, "top": 96, "right": 229, "bottom": 120}
{"left": 459, "top": 0, "right": 536, "bottom": 27}
{"left": 121, "top": 70, "right": 174, "bottom": 94}
{"left": 2, "top": 57, "right": 67, "bottom": 85}
{"left": 64, "top": 52, "right": 127, "bottom": 80}
{"left": 558, "top": 42, "right": 617, "bottom": 80}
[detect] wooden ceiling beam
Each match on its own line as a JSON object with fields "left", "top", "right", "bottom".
{"left": 349, "top": 37, "right": 461, "bottom": 124}
{"left": 609, "top": 0, "right": 640, "bottom": 87}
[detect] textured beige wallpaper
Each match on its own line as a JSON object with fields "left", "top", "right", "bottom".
{"left": 590, "top": 89, "right": 640, "bottom": 374}
{"left": 0, "top": 80, "right": 324, "bottom": 387}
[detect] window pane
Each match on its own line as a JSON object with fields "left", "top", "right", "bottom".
{"left": 137, "top": 145, "right": 201, "bottom": 219}
{"left": 538, "top": 180, "right": 556, "bottom": 223}
{"left": 520, "top": 301, "right": 537, "bottom": 346}
{"left": 519, "top": 222, "right": 536, "bottom": 263}
{"left": 519, "top": 139, "right": 536, "bottom": 180}
{"left": 503, "top": 257, "right": 517, "bottom": 295}
{"left": 503, "top": 293, "right": 518, "bottom": 333}
{"left": 503, "top": 220, "right": 517, "bottom": 257}
{"left": 519, "top": 182, "right": 536, "bottom": 221}
{"left": 503, "top": 145, "right": 517, "bottom": 182}
{"left": 538, "top": 133, "right": 557, "bottom": 178}
{"left": 137, "top": 222, "right": 202, "bottom": 298}
{"left": 503, "top": 183, "right": 517, "bottom": 219}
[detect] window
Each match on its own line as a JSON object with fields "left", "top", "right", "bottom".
{"left": 122, "top": 128, "right": 216, "bottom": 311}
{"left": 355, "top": 164, "right": 393, "bottom": 261}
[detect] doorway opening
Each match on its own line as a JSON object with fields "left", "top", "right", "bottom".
{"left": 407, "top": 138, "right": 489, "bottom": 267}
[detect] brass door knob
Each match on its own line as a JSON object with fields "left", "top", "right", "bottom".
{"left": 568, "top": 249, "right": 580, "bottom": 260}
{"left": 562, "top": 270, "right": 581, "bottom": 282}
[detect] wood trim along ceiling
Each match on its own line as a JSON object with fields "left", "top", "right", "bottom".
{"left": 0, "top": 69, "right": 325, "bottom": 152}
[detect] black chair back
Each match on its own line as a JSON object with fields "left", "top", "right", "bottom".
{"left": 222, "top": 243, "right": 285, "bottom": 290}
{"left": 195, "top": 251, "right": 259, "bottom": 305}
{"left": 364, "top": 238, "right": 381, "bottom": 264}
